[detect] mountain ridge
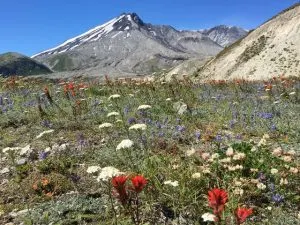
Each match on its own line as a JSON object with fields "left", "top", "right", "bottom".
{"left": 32, "top": 13, "right": 247, "bottom": 76}
{"left": 32, "top": 14, "right": 246, "bottom": 58}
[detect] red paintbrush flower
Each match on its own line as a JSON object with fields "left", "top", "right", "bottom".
{"left": 112, "top": 175, "right": 128, "bottom": 189}
{"left": 235, "top": 207, "right": 253, "bottom": 224}
{"left": 208, "top": 188, "right": 228, "bottom": 215}
{"left": 131, "top": 175, "right": 147, "bottom": 193}
{"left": 68, "top": 82, "right": 75, "bottom": 90}
{"left": 111, "top": 175, "right": 128, "bottom": 205}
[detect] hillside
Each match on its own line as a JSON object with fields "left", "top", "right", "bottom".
{"left": 0, "top": 52, "right": 52, "bottom": 76}
{"left": 196, "top": 4, "right": 300, "bottom": 80}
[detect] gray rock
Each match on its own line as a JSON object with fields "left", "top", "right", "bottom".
{"left": 19, "top": 145, "right": 32, "bottom": 156}
{"left": 9, "top": 209, "right": 29, "bottom": 218}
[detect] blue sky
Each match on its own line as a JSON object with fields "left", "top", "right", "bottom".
{"left": 0, "top": 0, "right": 298, "bottom": 56}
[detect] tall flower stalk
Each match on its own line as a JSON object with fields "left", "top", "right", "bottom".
{"left": 110, "top": 175, "right": 147, "bottom": 225}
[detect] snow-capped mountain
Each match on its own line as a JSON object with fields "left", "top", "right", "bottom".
{"left": 200, "top": 25, "right": 248, "bottom": 47}
{"left": 32, "top": 13, "right": 146, "bottom": 58}
{"left": 32, "top": 13, "right": 246, "bottom": 76}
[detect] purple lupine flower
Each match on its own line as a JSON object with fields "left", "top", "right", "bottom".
{"left": 123, "top": 106, "right": 130, "bottom": 115}
{"left": 216, "top": 94, "right": 222, "bottom": 101}
{"left": 41, "top": 120, "right": 52, "bottom": 128}
{"left": 258, "top": 112, "right": 274, "bottom": 119}
{"left": 92, "top": 99, "right": 100, "bottom": 107}
{"left": 39, "top": 151, "right": 49, "bottom": 160}
{"left": 270, "top": 124, "right": 277, "bottom": 132}
{"left": 158, "top": 131, "right": 165, "bottom": 137}
{"left": 1, "top": 107, "right": 8, "bottom": 113}
{"left": 127, "top": 117, "right": 137, "bottom": 125}
{"left": 236, "top": 134, "right": 242, "bottom": 140}
{"left": 69, "top": 173, "right": 81, "bottom": 183}
{"left": 229, "top": 120, "right": 236, "bottom": 129}
{"left": 195, "top": 131, "right": 201, "bottom": 140}
{"left": 156, "top": 121, "right": 162, "bottom": 129}
{"left": 258, "top": 172, "right": 266, "bottom": 182}
{"left": 140, "top": 135, "right": 147, "bottom": 146}
{"left": 215, "top": 134, "right": 222, "bottom": 142}
{"left": 272, "top": 193, "right": 284, "bottom": 203}
{"left": 138, "top": 110, "right": 147, "bottom": 117}
{"left": 77, "top": 133, "right": 87, "bottom": 147}
{"left": 175, "top": 125, "right": 185, "bottom": 132}
{"left": 145, "top": 118, "right": 152, "bottom": 124}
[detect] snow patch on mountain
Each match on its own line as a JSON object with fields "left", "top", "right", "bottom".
{"left": 32, "top": 15, "right": 126, "bottom": 58}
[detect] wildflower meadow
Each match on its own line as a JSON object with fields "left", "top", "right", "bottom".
{"left": 0, "top": 75, "right": 299, "bottom": 224}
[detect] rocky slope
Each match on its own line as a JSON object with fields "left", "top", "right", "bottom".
{"left": 196, "top": 4, "right": 300, "bottom": 80}
{"left": 0, "top": 52, "right": 52, "bottom": 76}
{"left": 200, "top": 25, "right": 248, "bottom": 47}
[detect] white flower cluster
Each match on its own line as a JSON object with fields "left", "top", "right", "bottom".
{"left": 108, "top": 94, "right": 121, "bottom": 100}
{"left": 257, "top": 182, "right": 266, "bottom": 190}
{"left": 233, "top": 188, "right": 244, "bottom": 196}
{"left": 116, "top": 139, "right": 134, "bottom": 150}
{"left": 97, "top": 166, "right": 123, "bottom": 182}
{"left": 272, "top": 147, "right": 282, "bottom": 156}
{"left": 201, "top": 213, "right": 216, "bottom": 222}
{"left": 270, "top": 168, "right": 278, "bottom": 174}
{"left": 164, "top": 180, "right": 179, "bottom": 187}
{"left": 129, "top": 123, "right": 147, "bottom": 131}
{"left": 87, "top": 165, "right": 123, "bottom": 182}
{"left": 99, "top": 122, "right": 113, "bottom": 129}
{"left": 191, "top": 173, "right": 201, "bottom": 179}
{"left": 227, "top": 165, "right": 243, "bottom": 171}
{"left": 257, "top": 133, "right": 269, "bottom": 146}
{"left": 220, "top": 157, "right": 231, "bottom": 163}
{"left": 107, "top": 112, "right": 120, "bottom": 117}
{"left": 137, "top": 105, "right": 152, "bottom": 110}
{"left": 186, "top": 148, "right": 196, "bottom": 157}
{"left": 232, "top": 152, "right": 246, "bottom": 161}
{"left": 86, "top": 166, "right": 101, "bottom": 174}
{"left": 226, "top": 147, "right": 234, "bottom": 156}
{"left": 280, "top": 178, "right": 288, "bottom": 185}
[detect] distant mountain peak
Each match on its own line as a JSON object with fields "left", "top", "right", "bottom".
{"left": 120, "top": 12, "right": 144, "bottom": 25}
{"left": 111, "top": 12, "right": 145, "bottom": 32}
{"left": 200, "top": 25, "right": 248, "bottom": 47}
